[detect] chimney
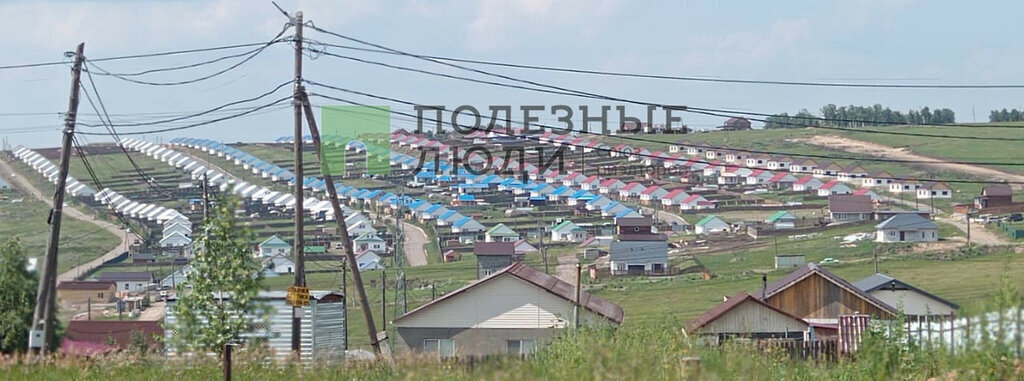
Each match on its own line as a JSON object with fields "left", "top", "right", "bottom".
{"left": 761, "top": 274, "right": 768, "bottom": 300}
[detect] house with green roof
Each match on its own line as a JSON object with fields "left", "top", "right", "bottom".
{"left": 765, "top": 210, "right": 797, "bottom": 229}
{"left": 484, "top": 223, "right": 519, "bottom": 243}
{"left": 355, "top": 232, "right": 387, "bottom": 253}
{"left": 550, "top": 220, "right": 586, "bottom": 243}
{"left": 694, "top": 215, "right": 729, "bottom": 235}
{"left": 258, "top": 235, "right": 291, "bottom": 257}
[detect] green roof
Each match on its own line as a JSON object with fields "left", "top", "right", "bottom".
{"left": 355, "top": 232, "right": 384, "bottom": 242}
{"left": 695, "top": 215, "right": 720, "bottom": 227}
{"left": 259, "top": 235, "right": 289, "bottom": 247}
{"left": 552, "top": 220, "right": 581, "bottom": 232}
{"left": 766, "top": 211, "right": 795, "bottom": 223}
{"left": 304, "top": 245, "right": 326, "bottom": 254}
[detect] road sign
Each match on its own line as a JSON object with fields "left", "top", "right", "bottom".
{"left": 287, "top": 286, "right": 310, "bottom": 306}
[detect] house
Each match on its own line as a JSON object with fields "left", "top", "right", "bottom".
{"left": 852, "top": 188, "right": 886, "bottom": 203}
{"left": 792, "top": 176, "right": 824, "bottom": 192}
{"left": 262, "top": 254, "right": 295, "bottom": 277}
{"left": 661, "top": 189, "right": 690, "bottom": 207}
{"left": 695, "top": 215, "right": 729, "bottom": 234}
{"left": 761, "top": 263, "right": 896, "bottom": 323}
{"left": 62, "top": 320, "right": 164, "bottom": 356}
{"left": 512, "top": 239, "right": 538, "bottom": 255}
{"left": 817, "top": 180, "right": 853, "bottom": 197}
{"left": 615, "top": 217, "right": 655, "bottom": 236}
{"left": 638, "top": 185, "right": 669, "bottom": 205}
{"left": 765, "top": 210, "right": 797, "bottom": 229}
{"left": 485, "top": 223, "right": 519, "bottom": 242}
{"left": 789, "top": 159, "right": 818, "bottom": 173}
{"left": 356, "top": 250, "right": 385, "bottom": 270}
{"left": 888, "top": 180, "right": 921, "bottom": 194}
{"left": 916, "top": 182, "right": 952, "bottom": 199}
{"left": 392, "top": 263, "right": 623, "bottom": 358}
{"left": 598, "top": 179, "right": 626, "bottom": 195}
{"left": 550, "top": 220, "right": 586, "bottom": 243}
{"left": 56, "top": 281, "right": 116, "bottom": 305}
{"left": 95, "top": 272, "right": 155, "bottom": 293}
{"left": 861, "top": 170, "right": 894, "bottom": 188}
{"left": 975, "top": 183, "right": 1014, "bottom": 209}
{"left": 853, "top": 273, "right": 959, "bottom": 318}
{"left": 686, "top": 293, "right": 810, "bottom": 343}
{"left": 875, "top": 213, "right": 939, "bottom": 243}
{"left": 745, "top": 169, "right": 774, "bottom": 186}
{"left": 679, "top": 194, "right": 714, "bottom": 211}
{"left": 609, "top": 240, "right": 669, "bottom": 276}
{"left": 354, "top": 232, "right": 387, "bottom": 253}
{"left": 717, "top": 117, "right": 752, "bottom": 131}
{"left": 767, "top": 172, "right": 798, "bottom": 190}
{"left": 828, "top": 195, "right": 873, "bottom": 222}
{"left": 474, "top": 242, "right": 521, "bottom": 279}
{"left": 813, "top": 162, "right": 844, "bottom": 178}
{"left": 837, "top": 165, "right": 868, "bottom": 182}
{"left": 774, "top": 254, "right": 805, "bottom": 269}
{"left": 443, "top": 250, "right": 462, "bottom": 263}
{"left": 258, "top": 235, "right": 291, "bottom": 257}
{"left": 158, "top": 231, "right": 192, "bottom": 257}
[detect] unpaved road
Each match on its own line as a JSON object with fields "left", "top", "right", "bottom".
{"left": 793, "top": 135, "right": 1024, "bottom": 189}
{"left": 0, "top": 158, "right": 132, "bottom": 282}
{"left": 554, "top": 253, "right": 579, "bottom": 283}
{"left": 940, "top": 216, "right": 1008, "bottom": 246}
{"left": 399, "top": 222, "right": 429, "bottom": 266}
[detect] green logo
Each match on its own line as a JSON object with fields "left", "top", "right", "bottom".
{"left": 320, "top": 105, "right": 391, "bottom": 176}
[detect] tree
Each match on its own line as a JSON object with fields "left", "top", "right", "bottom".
{"left": 0, "top": 238, "right": 37, "bottom": 354}
{"left": 169, "top": 196, "right": 268, "bottom": 355}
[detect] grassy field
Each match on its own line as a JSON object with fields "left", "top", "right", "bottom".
{"left": 0, "top": 188, "right": 120, "bottom": 275}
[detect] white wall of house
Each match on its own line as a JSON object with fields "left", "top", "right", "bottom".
{"left": 876, "top": 228, "right": 938, "bottom": 243}
{"left": 867, "top": 289, "right": 955, "bottom": 316}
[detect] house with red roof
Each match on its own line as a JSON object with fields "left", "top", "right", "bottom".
{"left": 679, "top": 194, "right": 715, "bottom": 211}
{"left": 793, "top": 175, "right": 825, "bottom": 192}
{"left": 639, "top": 185, "right": 669, "bottom": 205}
{"left": 618, "top": 182, "right": 646, "bottom": 199}
{"left": 745, "top": 169, "right": 775, "bottom": 186}
{"left": 598, "top": 178, "right": 626, "bottom": 194}
{"left": 580, "top": 175, "right": 602, "bottom": 191}
{"left": 817, "top": 180, "right": 854, "bottom": 197}
{"left": 768, "top": 172, "right": 798, "bottom": 189}
{"left": 661, "top": 188, "right": 691, "bottom": 207}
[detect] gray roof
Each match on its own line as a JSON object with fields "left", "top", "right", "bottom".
{"left": 875, "top": 213, "right": 938, "bottom": 230}
{"left": 609, "top": 241, "right": 668, "bottom": 264}
{"left": 853, "top": 273, "right": 959, "bottom": 310}
{"left": 96, "top": 271, "right": 155, "bottom": 282}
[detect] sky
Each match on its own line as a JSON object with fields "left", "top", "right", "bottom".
{"left": 2, "top": 0, "right": 1024, "bottom": 148}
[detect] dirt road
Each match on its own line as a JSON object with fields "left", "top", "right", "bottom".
{"left": 642, "top": 207, "right": 689, "bottom": 226}
{"left": 793, "top": 135, "right": 1024, "bottom": 189}
{"left": 400, "top": 222, "right": 429, "bottom": 266}
{"left": 0, "top": 158, "right": 132, "bottom": 282}
{"left": 940, "top": 216, "right": 1008, "bottom": 246}
{"left": 554, "top": 253, "right": 580, "bottom": 283}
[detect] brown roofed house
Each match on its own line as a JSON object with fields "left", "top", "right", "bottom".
{"left": 828, "top": 195, "right": 874, "bottom": 222}
{"left": 57, "top": 281, "right": 116, "bottom": 305}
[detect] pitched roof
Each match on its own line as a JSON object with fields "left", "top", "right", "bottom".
{"left": 259, "top": 234, "right": 289, "bottom": 247}
{"left": 551, "top": 220, "right": 582, "bottom": 233}
{"left": 828, "top": 195, "right": 873, "bottom": 213}
{"left": 853, "top": 273, "right": 959, "bottom": 310}
{"left": 57, "top": 281, "right": 114, "bottom": 290}
{"left": 615, "top": 217, "right": 652, "bottom": 227}
{"left": 762, "top": 263, "right": 895, "bottom": 314}
{"left": 65, "top": 320, "right": 163, "bottom": 350}
{"left": 875, "top": 213, "right": 938, "bottom": 230}
{"left": 474, "top": 242, "right": 516, "bottom": 256}
{"left": 687, "top": 292, "right": 809, "bottom": 333}
{"left": 765, "top": 210, "right": 795, "bottom": 222}
{"left": 983, "top": 183, "right": 1013, "bottom": 196}
{"left": 395, "top": 263, "right": 624, "bottom": 324}
{"left": 695, "top": 215, "right": 724, "bottom": 226}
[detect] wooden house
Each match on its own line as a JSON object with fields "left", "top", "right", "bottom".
{"left": 56, "top": 281, "right": 116, "bottom": 305}
{"left": 760, "top": 263, "right": 896, "bottom": 324}
{"left": 687, "top": 293, "right": 810, "bottom": 342}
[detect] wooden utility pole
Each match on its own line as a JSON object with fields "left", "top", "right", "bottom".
{"left": 299, "top": 93, "right": 388, "bottom": 358}
{"left": 290, "top": 10, "right": 306, "bottom": 356}
{"left": 574, "top": 263, "right": 582, "bottom": 328}
{"left": 29, "top": 43, "right": 84, "bottom": 354}
{"left": 202, "top": 172, "right": 210, "bottom": 219}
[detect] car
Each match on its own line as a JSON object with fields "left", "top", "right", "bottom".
{"left": 820, "top": 258, "right": 839, "bottom": 265}
{"left": 1007, "top": 213, "right": 1024, "bottom": 222}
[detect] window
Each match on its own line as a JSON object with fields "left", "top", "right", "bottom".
{"left": 124, "top": 284, "right": 129, "bottom": 290}
{"left": 423, "top": 339, "right": 455, "bottom": 358}
{"left": 483, "top": 269, "right": 494, "bottom": 277}
{"left": 633, "top": 227, "right": 640, "bottom": 232}
{"left": 97, "top": 293, "right": 104, "bottom": 298}
{"left": 507, "top": 339, "right": 536, "bottom": 355}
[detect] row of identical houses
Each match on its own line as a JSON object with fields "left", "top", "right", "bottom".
{"left": 10, "top": 146, "right": 96, "bottom": 197}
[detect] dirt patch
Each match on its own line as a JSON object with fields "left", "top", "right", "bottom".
{"left": 791, "top": 135, "right": 1024, "bottom": 190}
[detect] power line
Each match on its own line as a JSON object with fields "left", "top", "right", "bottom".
{"left": 86, "top": 26, "right": 291, "bottom": 86}
{"left": 76, "top": 96, "right": 292, "bottom": 136}
{"left": 71, "top": 135, "right": 145, "bottom": 239}
{"left": 304, "top": 29, "right": 1024, "bottom": 134}
{"left": 304, "top": 81, "right": 1024, "bottom": 167}
{"left": 0, "top": 40, "right": 294, "bottom": 72}
{"left": 312, "top": 42, "right": 1024, "bottom": 90}
{"left": 79, "top": 64, "right": 175, "bottom": 197}
{"left": 306, "top": 91, "right": 1024, "bottom": 185}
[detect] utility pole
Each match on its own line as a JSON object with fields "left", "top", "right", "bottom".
{"left": 290, "top": 10, "right": 306, "bottom": 357}
{"left": 574, "top": 263, "right": 582, "bottom": 328}
{"left": 202, "top": 172, "right": 210, "bottom": 219}
{"left": 381, "top": 269, "right": 386, "bottom": 332}
{"left": 299, "top": 92, "right": 387, "bottom": 358}
{"left": 29, "top": 42, "right": 84, "bottom": 354}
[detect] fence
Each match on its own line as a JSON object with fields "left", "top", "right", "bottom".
{"left": 995, "top": 221, "right": 1024, "bottom": 239}
{"left": 756, "top": 339, "right": 837, "bottom": 361}
{"left": 900, "top": 308, "right": 1024, "bottom": 355}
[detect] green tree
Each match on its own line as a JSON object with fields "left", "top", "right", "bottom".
{"left": 0, "top": 238, "right": 37, "bottom": 353}
{"left": 169, "top": 196, "right": 268, "bottom": 355}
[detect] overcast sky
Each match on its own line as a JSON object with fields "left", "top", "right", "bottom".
{"left": 2, "top": 0, "right": 1024, "bottom": 148}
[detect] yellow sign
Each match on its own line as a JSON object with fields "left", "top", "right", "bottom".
{"left": 286, "top": 286, "right": 311, "bottom": 307}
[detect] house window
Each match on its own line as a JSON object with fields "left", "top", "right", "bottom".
{"left": 97, "top": 293, "right": 104, "bottom": 298}
{"left": 633, "top": 227, "right": 640, "bottom": 232}
{"left": 124, "top": 284, "right": 129, "bottom": 290}
{"left": 423, "top": 339, "right": 455, "bottom": 358}
{"left": 506, "top": 339, "right": 535, "bottom": 355}
{"left": 483, "top": 269, "right": 494, "bottom": 277}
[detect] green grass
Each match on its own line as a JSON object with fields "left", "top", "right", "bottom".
{"left": 0, "top": 188, "right": 120, "bottom": 275}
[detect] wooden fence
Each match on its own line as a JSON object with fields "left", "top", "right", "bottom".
{"left": 756, "top": 339, "right": 837, "bottom": 361}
